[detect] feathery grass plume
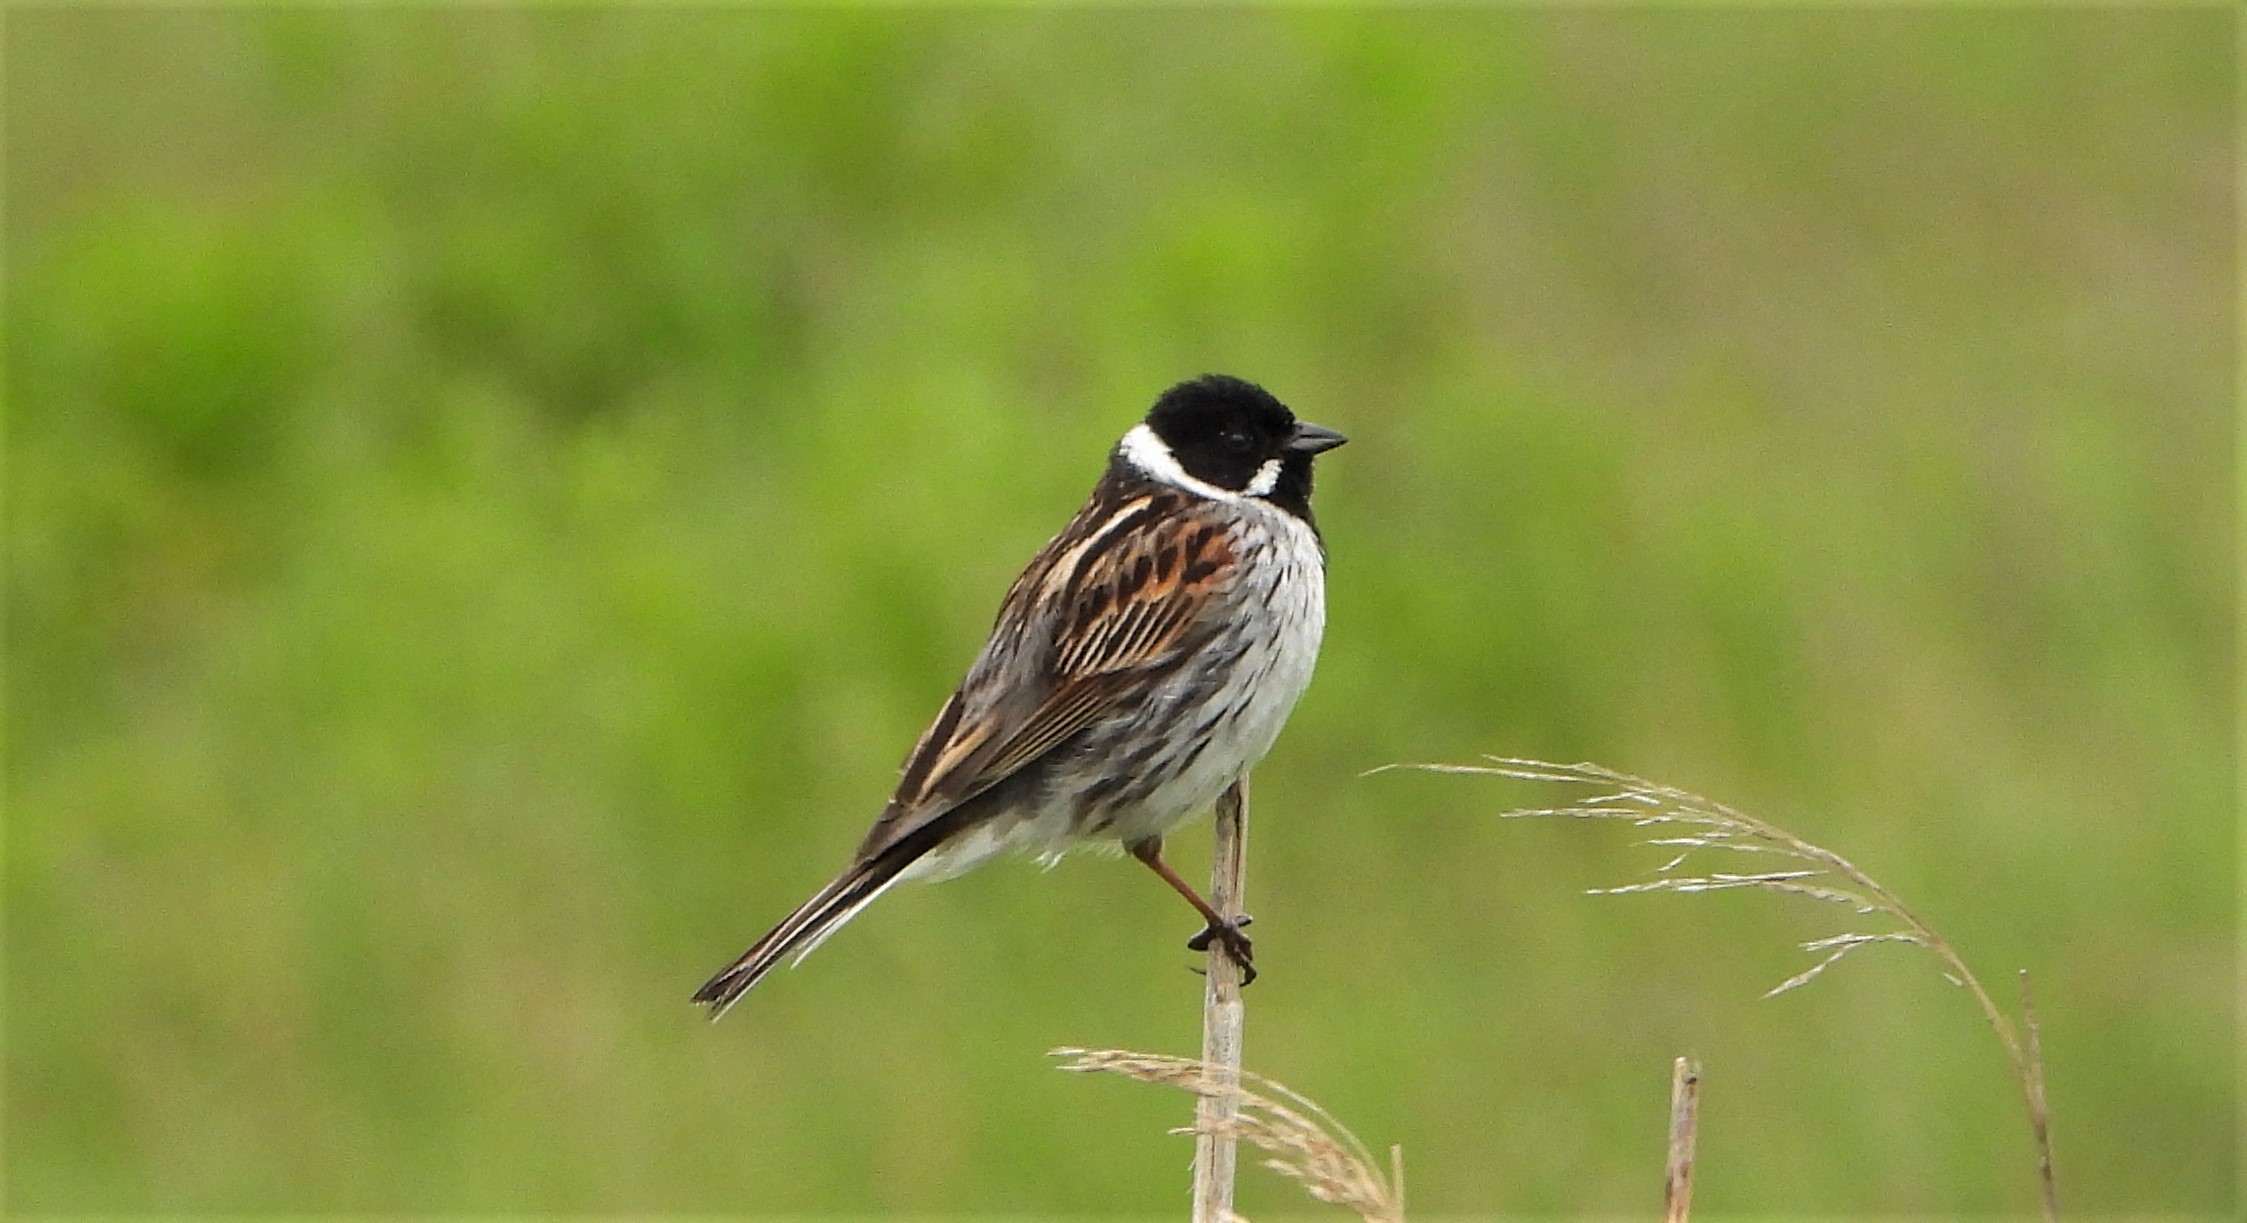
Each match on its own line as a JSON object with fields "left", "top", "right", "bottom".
{"left": 1383, "top": 756, "right": 2057, "bottom": 1221}
{"left": 1053, "top": 1047, "right": 1405, "bottom": 1223}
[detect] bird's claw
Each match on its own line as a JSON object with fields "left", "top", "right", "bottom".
{"left": 1186, "top": 914, "right": 1257, "bottom": 986}
{"left": 1184, "top": 912, "right": 1251, "bottom": 951}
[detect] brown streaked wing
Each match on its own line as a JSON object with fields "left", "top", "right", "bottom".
{"left": 855, "top": 490, "right": 1236, "bottom": 857}
{"left": 963, "top": 502, "right": 1235, "bottom": 784}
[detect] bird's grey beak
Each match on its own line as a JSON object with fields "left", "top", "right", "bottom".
{"left": 1286, "top": 422, "right": 1349, "bottom": 454}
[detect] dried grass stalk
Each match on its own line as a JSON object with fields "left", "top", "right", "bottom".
{"left": 1663, "top": 1056, "right": 1700, "bottom": 1223}
{"left": 1196, "top": 776, "right": 1252, "bottom": 1223}
{"left": 1382, "top": 757, "right": 2058, "bottom": 1221}
{"left": 1054, "top": 1047, "right": 1405, "bottom": 1223}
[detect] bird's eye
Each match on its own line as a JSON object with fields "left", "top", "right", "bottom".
{"left": 1222, "top": 430, "right": 1253, "bottom": 452}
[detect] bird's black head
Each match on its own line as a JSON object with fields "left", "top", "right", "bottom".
{"left": 1131, "top": 375, "right": 1347, "bottom": 519}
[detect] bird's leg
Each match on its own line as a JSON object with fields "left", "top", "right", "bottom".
{"left": 1126, "top": 836, "right": 1256, "bottom": 985}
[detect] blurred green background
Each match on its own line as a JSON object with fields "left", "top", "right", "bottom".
{"left": 5, "top": 7, "right": 2234, "bottom": 1218}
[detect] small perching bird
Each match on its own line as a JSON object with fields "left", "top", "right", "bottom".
{"left": 694, "top": 375, "right": 1345, "bottom": 1017}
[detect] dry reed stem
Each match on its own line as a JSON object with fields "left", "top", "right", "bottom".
{"left": 1053, "top": 1047, "right": 1405, "bottom": 1223}
{"left": 1379, "top": 757, "right": 2057, "bottom": 1220}
{"left": 1196, "top": 776, "right": 1252, "bottom": 1223}
{"left": 1663, "top": 1057, "right": 1700, "bottom": 1223}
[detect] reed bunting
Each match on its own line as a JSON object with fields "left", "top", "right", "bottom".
{"left": 694, "top": 375, "right": 1345, "bottom": 1017}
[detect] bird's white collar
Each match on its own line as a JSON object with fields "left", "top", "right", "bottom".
{"left": 1119, "top": 424, "right": 1281, "bottom": 503}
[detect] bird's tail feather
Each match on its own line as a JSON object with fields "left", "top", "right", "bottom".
{"left": 691, "top": 839, "right": 928, "bottom": 1019}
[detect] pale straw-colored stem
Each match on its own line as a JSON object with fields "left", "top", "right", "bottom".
{"left": 1193, "top": 775, "right": 1250, "bottom": 1223}
{"left": 1663, "top": 1057, "right": 1700, "bottom": 1223}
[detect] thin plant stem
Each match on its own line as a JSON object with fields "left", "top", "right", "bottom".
{"left": 1195, "top": 775, "right": 1251, "bottom": 1223}
{"left": 2019, "top": 969, "right": 2057, "bottom": 1219}
{"left": 1663, "top": 1057, "right": 1700, "bottom": 1223}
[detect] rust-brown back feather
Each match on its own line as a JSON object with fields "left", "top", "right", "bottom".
{"left": 854, "top": 480, "right": 1236, "bottom": 859}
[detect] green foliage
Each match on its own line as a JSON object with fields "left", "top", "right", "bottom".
{"left": 5, "top": 8, "right": 2232, "bottom": 1216}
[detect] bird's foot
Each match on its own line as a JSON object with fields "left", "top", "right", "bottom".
{"left": 1186, "top": 914, "right": 1257, "bottom": 986}
{"left": 1183, "top": 911, "right": 1251, "bottom": 951}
